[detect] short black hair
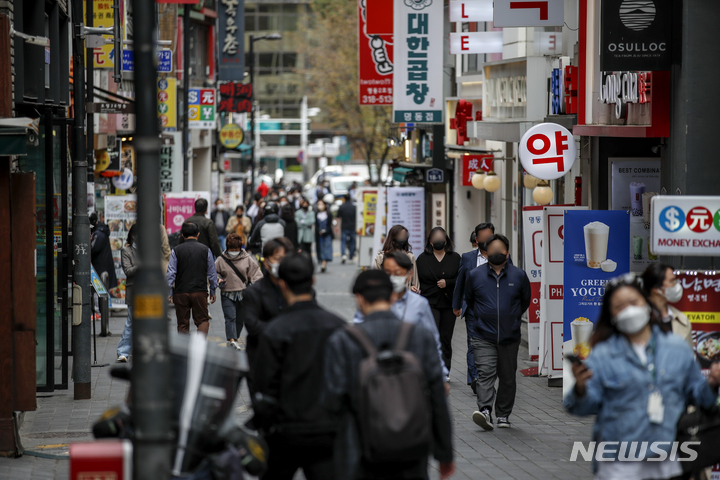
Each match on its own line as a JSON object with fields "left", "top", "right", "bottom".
{"left": 89, "top": 212, "right": 99, "bottom": 225}
{"left": 352, "top": 270, "right": 393, "bottom": 304}
{"left": 235, "top": 205, "right": 245, "bottom": 213}
{"left": 195, "top": 198, "right": 208, "bottom": 214}
{"left": 640, "top": 263, "right": 675, "bottom": 296}
{"left": 474, "top": 222, "right": 495, "bottom": 237}
{"left": 485, "top": 233, "right": 509, "bottom": 252}
{"left": 254, "top": 192, "right": 262, "bottom": 201}
{"left": 381, "top": 250, "right": 413, "bottom": 272}
{"left": 262, "top": 238, "right": 286, "bottom": 259}
{"left": 279, "top": 253, "right": 314, "bottom": 295}
{"left": 181, "top": 222, "right": 200, "bottom": 238}
{"left": 470, "top": 231, "right": 477, "bottom": 243}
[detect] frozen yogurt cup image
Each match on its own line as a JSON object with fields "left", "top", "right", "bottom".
{"left": 630, "top": 182, "right": 646, "bottom": 216}
{"left": 601, "top": 259, "right": 617, "bottom": 272}
{"left": 571, "top": 317, "right": 594, "bottom": 360}
{"left": 583, "top": 222, "right": 610, "bottom": 269}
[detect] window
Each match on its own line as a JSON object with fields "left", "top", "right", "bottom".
{"left": 282, "top": 53, "right": 297, "bottom": 69}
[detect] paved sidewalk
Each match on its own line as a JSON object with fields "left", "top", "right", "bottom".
{"left": 0, "top": 251, "right": 595, "bottom": 480}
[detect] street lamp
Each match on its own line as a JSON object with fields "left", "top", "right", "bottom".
{"left": 249, "top": 33, "right": 282, "bottom": 195}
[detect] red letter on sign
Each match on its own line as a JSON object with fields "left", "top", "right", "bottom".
{"left": 555, "top": 131, "right": 569, "bottom": 156}
{"left": 527, "top": 133, "right": 550, "bottom": 155}
{"left": 461, "top": 36, "right": 469, "bottom": 51}
{"left": 532, "top": 156, "right": 565, "bottom": 173}
{"left": 462, "top": 3, "right": 469, "bottom": 18}
{"left": 510, "top": 1, "right": 549, "bottom": 20}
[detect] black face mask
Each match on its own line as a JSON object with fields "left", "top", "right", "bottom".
{"left": 432, "top": 241, "right": 446, "bottom": 251}
{"left": 393, "top": 239, "right": 408, "bottom": 250}
{"left": 488, "top": 253, "right": 507, "bottom": 266}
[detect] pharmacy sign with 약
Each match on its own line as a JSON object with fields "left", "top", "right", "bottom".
{"left": 393, "top": 0, "right": 443, "bottom": 123}
{"left": 519, "top": 123, "right": 576, "bottom": 181}
{"left": 651, "top": 196, "right": 720, "bottom": 256}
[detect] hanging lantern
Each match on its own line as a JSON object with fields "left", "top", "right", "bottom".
{"left": 533, "top": 179, "right": 554, "bottom": 205}
{"left": 471, "top": 170, "right": 486, "bottom": 190}
{"left": 483, "top": 170, "right": 501, "bottom": 193}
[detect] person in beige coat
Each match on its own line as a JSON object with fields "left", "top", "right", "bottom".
{"left": 641, "top": 263, "right": 694, "bottom": 348}
{"left": 160, "top": 224, "right": 171, "bottom": 275}
{"left": 215, "top": 233, "right": 264, "bottom": 348}
{"left": 226, "top": 205, "right": 253, "bottom": 243}
{"left": 373, "top": 224, "right": 419, "bottom": 292}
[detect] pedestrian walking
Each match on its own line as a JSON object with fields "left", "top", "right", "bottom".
{"left": 225, "top": 205, "right": 252, "bottom": 246}
{"left": 452, "top": 222, "right": 496, "bottom": 393}
{"left": 416, "top": 227, "right": 461, "bottom": 378}
{"left": 253, "top": 253, "right": 345, "bottom": 479}
{"left": 566, "top": 274, "right": 720, "bottom": 480}
{"left": 241, "top": 238, "right": 288, "bottom": 368}
{"left": 116, "top": 225, "right": 138, "bottom": 363}
{"left": 337, "top": 194, "right": 357, "bottom": 263}
{"left": 215, "top": 233, "right": 264, "bottom": 349}
{"left": 323, "top": 270, "right": 455, "bottom": 480}
{"left": 249, "top": 201, "right": 286, "bottom": 250}
{"left": 184, "top": 198, "right": 222, "bottom": 258}
{"left": 280, "top": 203, "right": 299, "bottom": 251}
{"left": 641, "top": 263, "right": 694, "bottom": 348}
{"left": 373, "top": 225, "right": 419, "bottom": 292}
{"left": 166, "top": 222, "right": 218, "bottom": 334}
{"left": 315, "top": 199, "right": 334, "bottom": 272}
{"left": 465, "top": 234, "right": 530, "bottom": 430}
{"left": 211, "top": 198, "right": 231, "bottom": 251}
{"left": 469, "top": 230, "right": 478, "bottom": 249}
{"left": 295, "top": 197, "right": 315, "bottom": 256}
{"left": 355, "top": 251, "right": 449, "bottom": 381}
{"left": 247, "top": 192, "right": 262, "bottom": 224}
{"left": 89, "top": 212, "right": 118, "bottom": 292}
{"left": 160, "top": 223, "right": 172, "bottom": 275}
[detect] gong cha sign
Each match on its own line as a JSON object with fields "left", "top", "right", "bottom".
{"left": 519, "top": 123, "right": 576, "bottom": 180}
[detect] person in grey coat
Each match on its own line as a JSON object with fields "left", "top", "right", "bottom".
{"left": 116, "top": 225, "right": 138, "bottom": 362}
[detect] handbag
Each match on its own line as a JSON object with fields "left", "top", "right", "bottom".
{"left": 221, "top": 255, "right": 250, "bottom": 287}
{"left": 676, "top": 404, "right": 720, "bottom": 476}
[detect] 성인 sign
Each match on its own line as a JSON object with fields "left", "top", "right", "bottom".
{"left": 651, "top": 196, "right": 720, "bottom": 256}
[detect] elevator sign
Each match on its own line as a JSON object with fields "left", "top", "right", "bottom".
{"left": 519, "top": 123, "right": 576, "bottom": 181}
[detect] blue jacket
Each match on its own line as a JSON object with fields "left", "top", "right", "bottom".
{"left": 464, "top": 262, "right": 531, "bottom": 344}
{"left": 564, "top": 326, "right": 718, "bottom": 461}
{"left": 452, "top": 250, "right": 481, "bottom": 317}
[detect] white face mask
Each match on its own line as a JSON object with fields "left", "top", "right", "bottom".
{"left": 613, "top": 305, "right": 651, "bottom": 334}
{"left": 217, "top": 203, "right": 225, "bottom": 210}
{"left": 227, "top": 251, "right": 241, "bottom": 258}
{"left": 663, "top": 282, "right": 683, "bottom": 304}
{"left": 268, "top": 261, "right": 280, "bottom": 278}
{"left": 389, "top": 275, "right": 407, "bottom": 294}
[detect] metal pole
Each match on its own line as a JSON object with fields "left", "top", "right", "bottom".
{"left": 182, "top": 6, "right": 190, "bottom": 190}
{"left": 71, "top": 0, "right": 92, "bottom": 401}
{"left": 249, "top": 35, "right": 255, "bottom": 195}
{"left": 300, "top": 95, "right": 308, "bottom": 183}
{"left": 130, "top": 0, "right": 174, "bottom": 477}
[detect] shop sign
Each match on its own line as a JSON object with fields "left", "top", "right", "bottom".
{"left": 218, "top": 82, "right": 252, "bottom": 113}
{"left": 358, "top": 0, "right": 393, "bottom": 105}
{"left": 157, "top": 77, "right": 177, "bottom": 129}
{"left": 219, "top": 123, "right": 244, "bottom": 149}
{"left": 393, "top": 0, "right": 443, "bottom": 123}
{"left": 599, "top": 71, "right": 651, "bottom": 120}
{"left": 218, "top": 0, "right": 245, "bottom": 82}
{"left": 519, "top": 123, "right": 576, "bottom": 181}
{"left": 651, "top": 196, "right": 720, "bottom": 256}
{"left": 449, "top": 32, "right": 503, "bottom": 54}
{"left": 485, "top": 75, "right": 527, "bottom": 108}
{"left": 426, "top": 168, "right": 444, "bottom": 184}
{"left": 493, "top": 0, "right": 564, "bottom": 27}
{"left": 449, "top": 0, "right": 492, "bottom": 22}
{"left": 600, "top": 0, "right": 672, "bottom": 71}
{"left": 188, "top": 89, "right": 216, "bottom": 129}
{"left": 522, "top": 206, "right": 544, "bottom": 361}
{"left": 564, "top": 65, "right": 579, "bottom": 114}
{"left": 460, "top": 154, "right": 493, "bottom": 186}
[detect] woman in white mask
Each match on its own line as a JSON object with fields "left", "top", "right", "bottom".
{"left": 565, "top": 274, "right": 720, "bottom": 480}
{"left": 641, "top": 263, "right": 693, "bottom": 348}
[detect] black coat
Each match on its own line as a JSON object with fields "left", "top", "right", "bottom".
{"left": 416, "top": 251, "right": 461, "bottom": 308}
{"left": 241, "top": 273, "right": 285, "bottom": 362}
{"left": 337, "top": 201, "right": 356, "bottom": 232}
{"left": 181, "top": 213, "right": 222, "bottom": 257}
{"left": 283, "top": 219, "right": 299, "bottom": 250}
{"left": 91, "top": 223, "right": 118, "bottom": 291}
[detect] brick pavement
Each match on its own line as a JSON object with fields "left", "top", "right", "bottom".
{"left": 0, "top": 247, "right": 596, "bottom": 480}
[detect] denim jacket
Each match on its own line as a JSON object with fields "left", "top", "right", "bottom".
{"left": 564, "top": 326, "right": 718, "bottom": 461}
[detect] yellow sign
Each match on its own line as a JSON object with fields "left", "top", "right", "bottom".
{"left": 94, "top": 149, "right": 110, "bottom": 173}
{"left": 84, "top": 0, "right": 119, "bottom": 69}
{"left": 219, "top": 123, "right": 244, "bottom": 149}
{"left": 157, "top": 77, "right": 177, "bottom": 129}
{"left": 134, "top": 294, "right": 164, "bottom": 319}
{"left": 361, "top": 191, "right": 378, "bottom": 236}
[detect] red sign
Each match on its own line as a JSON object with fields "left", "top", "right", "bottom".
{"left": 70, "top": 440, "right": 130, "bottom": 480}
{"left": 218, "top": 82, "right": 253, "bottom": 114}
{"left": 358, "top": 0, "right": 393, "bottom": 105}
{"left": 549, "top": 285, "right": 563, "bottom": 300}
{"left": 461, "top": 154, "right": 493, "bottom": 186}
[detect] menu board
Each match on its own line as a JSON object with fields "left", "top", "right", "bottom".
{"left": 105, "top": 195, "right": 137, "bottom": 304}
{"left": 387, "top": 187, "right": 425, "bottom": 253}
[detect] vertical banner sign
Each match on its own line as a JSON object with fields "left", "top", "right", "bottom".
{"left": 360, "top": 189, "right": 379, "bottom": 236}
{"left": 218, "top": 0, "right": 245, "bottom": 82}
{"left": 218, "top": 83, "right": 253, "bottom": 113}
{"left": 610, "top": 158, "right": 661, "bottom": 272}
{"left": 158, "top": 77, "right": 177, "bottom": 129}
{"left": 372, "top": 188, "right": 387, "bottom": 261}
{"left": 104, "top": 195, "right": 137, "bottom": 304}
{"left": 523, "top": 206, "right": 544, "bottom": 361}
{"left": 188, "top": 89, "right": 216, "bottom": 129}
{"left": 539, "top": 205, "right": 587, "bottom": 378}
{"left": 387, "top": 187, "right": 425, "bottom": 253}
{"left": 673, "top": 272, "right": 720, "bottom": 372}
{"left": 358, "top": 0, "right": 393, "bottom": 105}
{"left": 562, "top": 210, "right": 630, "bottom": 393}
{"left": 84, "top": 0, "right": 117, "bottom": 68}
{"left": 393, "top": 0, "right": 443, "bottom": 123}
{"left": 461, "top": 154, "right": 493, "bottom": 186}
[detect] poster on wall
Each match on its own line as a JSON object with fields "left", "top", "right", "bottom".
{"left": 372, "top": 188, "right": 387, "bottom": 261}
{"left": 164, "top": 192, "right": 211, "bottom": 234}
{"left": 522, "top": 206, "right": 544, "bottom": 361}
{"left": 386, "top": 187, "right": 425, "bottom": 254}
{"left": 105, "top": 195, "right": 137, "bottom": 305}
{"left": 673, "top": 271, "right": 720, "bottom": 371}
{"left": 562, "top": 210, "right": 630, "bottom": 393}
{"left": 539, "top": 205, "right": 587, "bottom": 377}
{"left": 358, "top": 0, "right": 393, "bottom": 105}
{"left": 610, "top": 158, "right": 661, "bottom": 272}
{"left": 358, "top": 189, "right": 378, "bottom": 237}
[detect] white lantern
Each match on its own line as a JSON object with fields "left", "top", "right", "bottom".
{"left": 483, "top": 170, "right": 501, "bottom": 193}
{"left": 523, "top": 172, "right": 538, "bottom": 189}
{"left": 471, "top": 171, "right": 486, "bottom": 190}
{"left": 533, "top": 180, "right": 554, "bottom": 205}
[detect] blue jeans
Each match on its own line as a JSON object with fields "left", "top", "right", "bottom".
{"left": 221, "top": 295, "right": 243, "bottom": 340}
{"left": 117, "top": 305, "right": 132, "bottom": 358}
{"left": 219, "top": 234, "right": 227, "bottom": 251}
{"left": 340, "top": 230, "right": 356, "bottom": 259}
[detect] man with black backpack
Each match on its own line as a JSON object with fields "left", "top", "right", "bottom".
{"left": 323, "top": 270, "right": 455, "bottom": 480}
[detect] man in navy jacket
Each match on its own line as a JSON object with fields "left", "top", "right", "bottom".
{"left": 464, "top": 234, "right": 530, "bottom": 431}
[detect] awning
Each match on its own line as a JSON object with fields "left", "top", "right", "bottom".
{"left": 0, "top": 117, "right": 40, "bottom": 156}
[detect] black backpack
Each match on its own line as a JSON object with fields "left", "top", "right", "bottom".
{"left": 345, "top": 323, "right": 432, "bottom": 463}
{"left": 168, "top": 231, "right": 182, "bottom": 249}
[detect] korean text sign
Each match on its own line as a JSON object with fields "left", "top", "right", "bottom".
{"left": 218, "top": 0, "right": 245, "bottom": 82}
{"left": 358, "top": 0, "right": 393, "bottom": 105}
{"left": 522, "top": 206, "right": 544, "bottom": 361}
{"left": 461, "top": 154, "right": 493, "bottom": 186}
{"left": 393, "top": 0, "right": 443, "bottom": 123}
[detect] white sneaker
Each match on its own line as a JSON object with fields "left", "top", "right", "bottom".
{"left": 446, "top": 375, "right": 451, "bottom": 382}
{"left": 342, "top": 255, "right": 347, "bottom": 264}
{"left": 117, "top": 355, "right": 128, "bottom": 363}
{"left": 496, "top": 417, "right": 511, "bottom": 428}
{"left": 472, "top": 409, "right": 494, "bottom": 431}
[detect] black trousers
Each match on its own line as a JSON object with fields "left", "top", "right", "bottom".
{"left": 431, "top": 306, "right": 456, "bottom": 374}
{"left": 262, "top": 435, "right": 334, "bottom": 480}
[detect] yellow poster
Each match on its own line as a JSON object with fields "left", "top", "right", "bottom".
{"left": 361, "top": 191, "right": 378, "bottom": 236}
{"left": 157, "top": 77, "right": 177, "bottom": 129}
{"left": 84, "top": 0, "right": 118, "bottom": 69}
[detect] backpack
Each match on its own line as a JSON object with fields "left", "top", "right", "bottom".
{"left": 168, "top": 231, "right": 182, "bottom": 249}
{"left": 345, "top": 322, "right": 433, "bottom": 463}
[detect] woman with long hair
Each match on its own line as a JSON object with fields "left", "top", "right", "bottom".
{"left": 315, "top": 199, "right": 334, "bottom": 272}
{"left": 565, "top": 274, "right": 720, "bottom": 480}
{"left": 640, "top": 263, "right": 693, "bottom": 348}
{"left": 416, "top": 227, "right": 461, "bottom": 380}
{"left": 373, "top": 224, "right": 419, "bottom": 291}
{"left": 116, "top": 224, "right": 138, "bottom": 362}
{"left": 280, "top": 203, "right": 299, "bottom": 251}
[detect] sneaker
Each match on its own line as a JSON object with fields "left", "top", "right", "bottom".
{"left": 342, "top": 255, "right": 347, "bottom": 264}
{"left": 472, "top": 409, "right": 494, "bottom": 431}
{"left": 228, "top": 340, "right": 238, "bottom": 349}
{"left": 208, "top": 312, "right": 213, "bottom": 319}
{"left": 497, "top": 417, "right": 511, "bottom": 428}
{"left": 446, "top": 375, "right": 451, "bottom": 383}
{"left": 117, "top": 355, "right": 128, "bottom": 363}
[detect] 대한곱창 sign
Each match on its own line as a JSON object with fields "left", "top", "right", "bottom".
{"left": 651, "top": 196, "right": 720, "bottom": 256}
